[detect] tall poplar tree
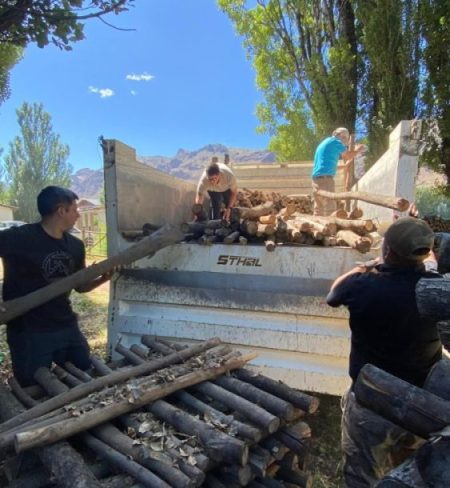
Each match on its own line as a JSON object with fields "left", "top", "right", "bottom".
{"left": 219, "top": 0, "right": 358, "bottom": 160}
{"left": 4, "top": 102, "right": 72, "bottom": 222}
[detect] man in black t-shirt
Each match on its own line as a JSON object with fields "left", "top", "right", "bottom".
{"left": 0, "top": 186, "right": 114, "bottom": 386}
{"left": 327, "top": 217, "right": 442, "bottom": 487}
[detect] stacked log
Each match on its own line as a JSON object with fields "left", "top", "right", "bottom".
{"left": 351, "top": 360, "right": 450, "bottom": 486}
{"left": 181, "top": 203, "right": 378, "bottom": 254}
{"left": 423, "top": 215, "right": 450, "bottom": 233}
{"left": 0, "top": 336, "right": 320, "bottom": 488}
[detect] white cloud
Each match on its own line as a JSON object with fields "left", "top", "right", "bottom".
{"left": 126, "top": 72, "right": 154, "bottom": 82}
{"left": 88, "top": 86, "right": 115, "bottom": 98}
{"left": 130, "top": 90, "right": 137, "bottom": 96}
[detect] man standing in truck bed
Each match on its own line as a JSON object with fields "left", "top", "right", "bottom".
{"left": 0, "top": 186, "right": 114, "bottom": 386}
{"left": 195, "top": 158, "right": 238, "bottom": 221}
{"left": 312, "top": 127, "right": 365, "bottom": 216}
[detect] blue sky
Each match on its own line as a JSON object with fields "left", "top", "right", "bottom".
{"left": 0, "top": 1, "right": 269, "bottom": 172}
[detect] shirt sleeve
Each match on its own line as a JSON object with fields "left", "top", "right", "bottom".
{"left": 326, "top": 273, "right": 361, "bottom": 307}
{"left": 334, "top": 139, "right": 347, "bottom": 156}
{"left": 0, "top": 228, "right": 19, "bottom": 257}
{"left": 197, "top": 173, "right": 207, "bottom": 196}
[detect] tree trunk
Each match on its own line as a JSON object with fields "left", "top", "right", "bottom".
{"left": 0, "top": 225, "right": 183, "bottom": 325}
{"left": 336, "top": 230, "right": 372, "bottom": 253}
{"left": 314, "top": 189, "right": 410, "bottom": 211}
{"left": 236, "top": 202, "right": 274, "bottom": 220}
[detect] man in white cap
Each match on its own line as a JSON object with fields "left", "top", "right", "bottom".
{"left": 311, "top": 127, "right": 365, "bottom": 215}
{"left": 327, "top": 217, "right": 443, "bottom": 486}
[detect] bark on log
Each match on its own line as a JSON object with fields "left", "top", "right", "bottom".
{"left": 181, "top": 220, "right": 225, "bottom": 235}
{"left": 416, "top": 277, "right": 450, "bottom": 321}
{"left": 277, "top": 203, "right": 297, "bottom": 221}
{"left": 149, "top": 400, "right": 249, "bottom": 467}
{"left": 354, "top": 363, "right": 450, "bottom": 438}
{"left": 256, "top": 223, "right": 276, "bottom": 237}
{"left": 0, "top": 385, "right": 102, "bottom": 488}
{"left": 214, "top": 375, "right": 296, "bottom": 422}
{"left": 35, "top": 367, "right": 185, "bottom": 487}
{"left": 219, "top": 463, "right": 253, "bottom": 486}
{"left": 334, "top": 217, "right": 375, "bottom": 233}
{"left": 435, "top": 232, "right": 450, "bottom": 274}
{"left": 224, "top": 231, "right": 240, "bottom": 244}
{"left": 240, "top": 220, "right": 258, "bottom": 236}
{"left": 14, "top": 353, "right": 256, "bottom": 453}
{"left": 215, "top": 227, "right": 232, "bottom": 238}
{"left": 336, "top": 230, "right": 372, "bottom": 253}
{"left": 0, "top": 225, "right": 183, "bottom": 325}
{"left": 192, "top": 203, "right": 208, "bottom": 222}
{"left": 8, "top": 378, "right": 38, "bottom": 408}
{"left": 0, "top": 338, "right": 221, "bottom": 435}
{"left": 175, "top": 390, "right": 262, "bottom": 443}
{"left": 235, "top": 369, "right": 319, "bottom": 413}
{"left": 64, "top": 362, "right": 93, "bottom": 383}
{"left": 314, "top": 189, "right": 410, "bottom": 211}
{"left": 236, "top": 202, "right": 274, "bottom": 220}
{"left": 193, "top": 381, "right": 280, "bottom": 434}
{"left": 275, "top": 465, "right": 312, "bottom": 488}
{"left": 423, "top": 359, "right": 450, "bottom": 400}
{"left": 349, "top": 207, "right": 363, "bottom": 219}
{"left": 331, "top": 209, "right": 348, "bottom": 219}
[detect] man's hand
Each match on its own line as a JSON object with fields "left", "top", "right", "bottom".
{"left": 223, "top": 208, "right": 231, "bottom": 222}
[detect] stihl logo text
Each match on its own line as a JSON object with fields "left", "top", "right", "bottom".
{"left": 217, "top": 255, "right": 262, "bottom": 267}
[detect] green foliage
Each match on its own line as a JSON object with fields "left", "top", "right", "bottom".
{"left": 0, "top": 43, "right": 22, "bottom": 104}
{"left": 418, "top": 1, "right": 450, "bottom": 185}
{"left": 219, "top": 0, "right": 358, "bottom": 161}
{"left": 3, "top": 102, "right": 72, "bottom": 222}
{"left": 416, "top": 186, "right": 450, "bottom": 219}
{"left": 0, "top": 1, "right": 133, "bottom": 50}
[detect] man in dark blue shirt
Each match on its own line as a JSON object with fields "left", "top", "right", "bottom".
{"left": 0, "top": 186, "right": 114, "bottom": 386}
{"left": 327, "top": 217, "right": 442, "bottom": 486}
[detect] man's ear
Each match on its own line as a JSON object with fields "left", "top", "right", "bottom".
{"left": 56, "top": 205, "right": 66, "bottom": 217}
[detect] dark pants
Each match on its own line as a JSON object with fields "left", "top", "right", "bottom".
{"left": 7, "top": 325, "right": 91, "bottom": 386}
{"left": 208, "top": 189, "right": 232, "bottom": 220}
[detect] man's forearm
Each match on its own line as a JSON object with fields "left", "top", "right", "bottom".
{"left": 228, "top": 190, "right": 237, "bottom": 208}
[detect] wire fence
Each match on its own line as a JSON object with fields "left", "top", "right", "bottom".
{"left": 82, "top": 230, "right": 108, "bottom": 259}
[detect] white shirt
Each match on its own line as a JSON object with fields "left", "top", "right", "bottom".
{"left": 197, "top": 163, "right": 238, "bottom": 195}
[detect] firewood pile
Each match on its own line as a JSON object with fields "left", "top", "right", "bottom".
{"left": 0, "top": 336, "right": 319, "bottom": 488}
{"left": 423, "top": 215, "right": 450, "bottom": 233}
{"left": 184, "top": 192, "right": 379, "bottom": 253}
{"left": 352, "top": 360, "right": 450, "bottom": 486}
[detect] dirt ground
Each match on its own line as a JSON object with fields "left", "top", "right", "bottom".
{"left": 0, "top": 282, "right": 344, "bottom": 487}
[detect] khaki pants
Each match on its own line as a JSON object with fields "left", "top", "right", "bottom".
{"left": 312, "top": 176, "right": 336, "bottom": 216}
{"left": 341, "top": 390, "right": 424, "bottom": 487}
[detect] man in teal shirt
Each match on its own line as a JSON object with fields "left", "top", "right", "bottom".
{"left": 312, "top": 128, "right": 364, "bottom": 215}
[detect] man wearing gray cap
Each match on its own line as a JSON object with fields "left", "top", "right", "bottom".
{"left": 311, "top": 127, "right": 365, "bottom": 215}
{"left": 327, "top": 217, "right": 443, "bottom": 486}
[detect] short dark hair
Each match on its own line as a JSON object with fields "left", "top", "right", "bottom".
{"left": 37, "top": 186, "right": 79, "bottom": 217}
{"left": 206, "top": 163, "right": 220, "bottom": 177}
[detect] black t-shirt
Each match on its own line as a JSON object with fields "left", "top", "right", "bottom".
{"left": 327, "top": 264, "right": 442, "bottom": 387}
{"left": 0, "top": 223, "right": 85, "bottom": 332}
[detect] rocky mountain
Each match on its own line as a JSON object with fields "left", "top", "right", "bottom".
{"left": 71, "top": 144, "right": 276, "bottom": 198}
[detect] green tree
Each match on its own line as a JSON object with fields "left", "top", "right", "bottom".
{"left": 419, "top": 0, "right": 450, "bottom": 186}
{"left": 4, "top": 102, "right": 72, "bottom": 222}
{"left": 219, "top": 0, "right": 358, "bottom": 161}
{"left": 355, "top": 0, "right": 421, "bottom": 162}
{"left": 0, "top": 1, "right": 133, "bottom": 50}
{"left": 0, "top": 43, "right": 22, "bottom": 103}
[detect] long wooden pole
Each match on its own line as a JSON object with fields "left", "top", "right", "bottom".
{"left": 0, "top": 224, "right": 184, "bottom": 325}
{"left": 314, "top": 189, "right": 410, "bottom": 211}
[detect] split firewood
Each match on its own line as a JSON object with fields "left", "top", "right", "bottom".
{"left": 334, "top": 217, "right": 375, "bottom": 233}
{"left": 336, "top": 230, "right": 372, "bottom": 253}
{"left": 257, "top": 223, "right": 276, "bottom": 237}
{"left": 314, "top": 189, "right": 410, "bottom": 212}
{"left": 259, "top": 214, "right": 277, "bottom": 225}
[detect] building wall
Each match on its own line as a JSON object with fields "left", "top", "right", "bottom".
{"left": 0, "top": 206, "right": 14, "bottom": 221}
